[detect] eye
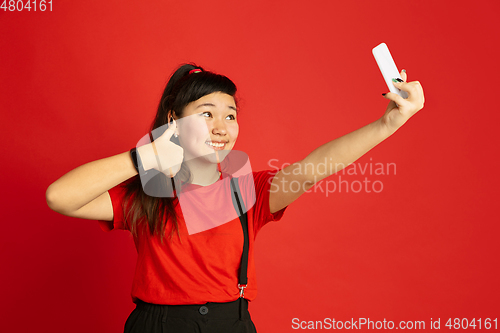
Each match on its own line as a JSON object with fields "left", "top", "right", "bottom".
{"left": 226, "top": 114, "right": 236, "bottom": 120}
{"left": 201, "top": 111, "right": 212, "bottom": 117}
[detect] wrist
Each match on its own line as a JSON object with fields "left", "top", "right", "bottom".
{"left": 378, "top": 115, "right": 399, "bottom": 137}
{"left": 137, "top": 143, "right": 158, "bottom": 171}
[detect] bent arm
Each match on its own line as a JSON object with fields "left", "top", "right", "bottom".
{"left": 46, "top": 123, "right": 184, "bottom": 220}
{"left": 45, "top": 150, "right": 138, "bottom": 217}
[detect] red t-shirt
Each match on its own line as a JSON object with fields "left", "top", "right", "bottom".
{"left": 97, "top": 169, "right": 287, "bottom": 305}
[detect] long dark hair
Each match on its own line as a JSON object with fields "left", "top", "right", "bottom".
{"left": 121, "top": 63, "right": 238, "bottom": 243}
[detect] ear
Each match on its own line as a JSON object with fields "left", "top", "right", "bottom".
{"left": 168, "top": 111, "right": 178, "bottom": 121}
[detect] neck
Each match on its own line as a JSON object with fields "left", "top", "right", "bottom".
{"left": 184, "top": 158, "right": 220, "bottom": 186}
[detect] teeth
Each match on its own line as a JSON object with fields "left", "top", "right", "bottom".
{"left": 206, "top": 141, "right": 225, "bottom": 148}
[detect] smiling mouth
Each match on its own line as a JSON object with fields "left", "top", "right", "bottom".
{"left": 205, "top": 140, "right": 228, "bottom": 150}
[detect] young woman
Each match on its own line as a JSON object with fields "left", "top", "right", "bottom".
{"left": 46, "top": 63, "right": 424, "bottom": 332}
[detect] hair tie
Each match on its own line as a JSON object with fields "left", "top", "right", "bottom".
{"left": 189, "top": 69, "right": 202, "bottom": 74}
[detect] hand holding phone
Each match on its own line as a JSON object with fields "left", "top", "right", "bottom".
{"left": 372, "top": 43, "right": 408, "bottom": 99}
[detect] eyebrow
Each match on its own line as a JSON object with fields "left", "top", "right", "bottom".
{"left": 195, "top": 103, "right": 237, "bottom": 111}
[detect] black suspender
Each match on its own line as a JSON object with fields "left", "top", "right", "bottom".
{"left": 229, "top": 177, "right": 249, "bottom": 298}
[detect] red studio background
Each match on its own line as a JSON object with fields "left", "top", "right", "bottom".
{"left": 1, "top": 0, "right": 499, "bottom": 332}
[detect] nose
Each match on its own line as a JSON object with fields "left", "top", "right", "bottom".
{"left": 211, "top": 118, "right": 227, "bottom": 136}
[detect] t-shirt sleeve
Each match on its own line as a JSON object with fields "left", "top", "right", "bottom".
{"left": 249, "top": 169, "right": 288, "bottom": 232}
{"left": 97, "top": 179, "right": 131, "bottom": 232}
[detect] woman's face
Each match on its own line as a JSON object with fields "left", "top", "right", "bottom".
{"left": 176, "top": 92, "right": 239, "bottom": 162}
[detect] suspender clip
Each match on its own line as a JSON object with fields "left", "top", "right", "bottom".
{"left": 238, "top": 284, "right": 247, "bottom": 298}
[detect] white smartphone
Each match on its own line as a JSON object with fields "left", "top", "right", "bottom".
{"left": 372, "top": 43, "right": 408, "bottom": 99}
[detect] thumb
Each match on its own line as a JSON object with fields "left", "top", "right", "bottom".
{"left": 160, "top": 119, "right": 177, "bottom": 141}
{"left": 383, "top": 92, "right": 405, "bottom": 106}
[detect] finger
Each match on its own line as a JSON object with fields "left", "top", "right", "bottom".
{"left": 161, "top": 119, "right": 177, "bottom": 140}
{"left": 172, "top": 119, "right": 179, "bottom": 137}
{"left": 391, "top": 80, "right": 415, "bottom": 95}
{"left": 383, "top": 91, "right": 406, "bottom": 106}
{"left": 394, "top": 81, "right": 423, "bottom": 102}
{"left": 400, "top": 69, "right": 407, "bottom": 82}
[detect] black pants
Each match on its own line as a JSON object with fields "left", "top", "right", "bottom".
{"left": 124, "top": 298, "right": 258, "bottom": 333}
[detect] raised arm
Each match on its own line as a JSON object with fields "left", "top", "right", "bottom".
{"left": 269, "top": 71, "right": 424, "bottom": 213}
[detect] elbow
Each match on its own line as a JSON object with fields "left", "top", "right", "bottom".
{"left": 46, "top": 184, "right": 63, "bottom": 213}
{"left": 45, "top": 184, "right": 56, "bottom": 211}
